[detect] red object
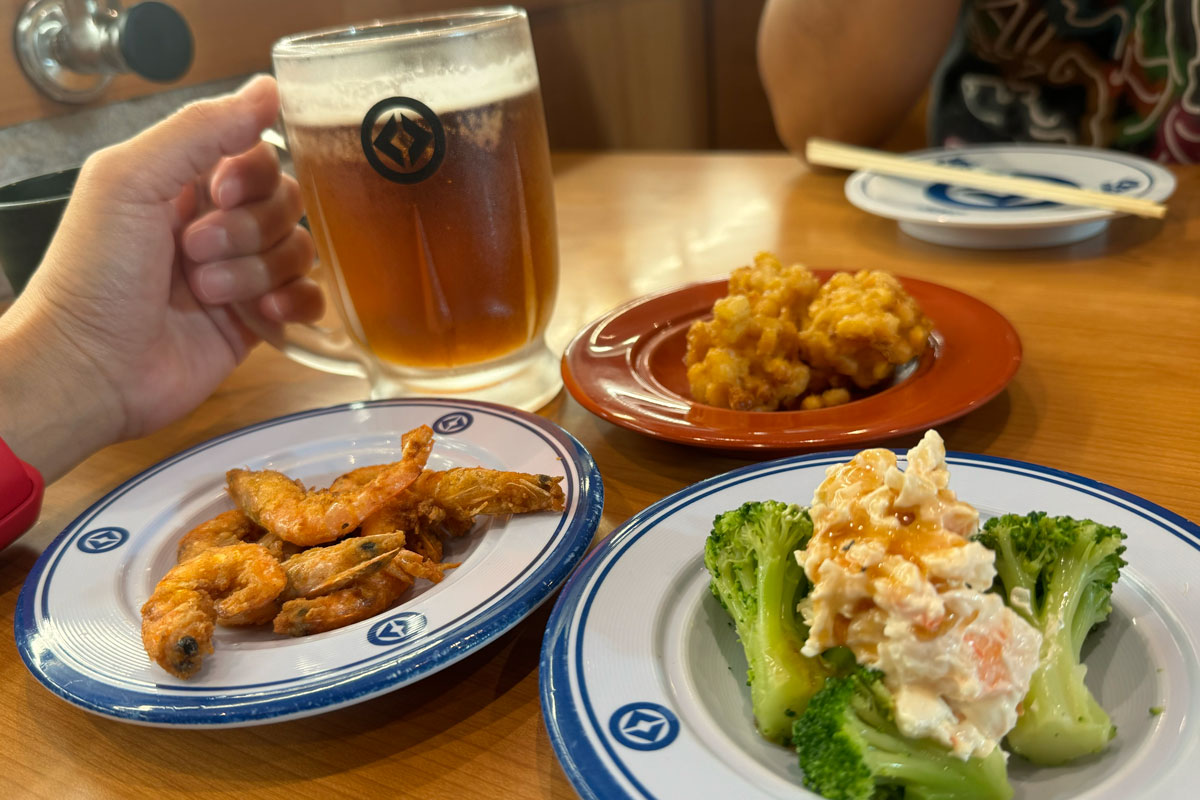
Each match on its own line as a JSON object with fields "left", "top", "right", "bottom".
{"left": 0, "top": 435, "right": 43, "bottom": 547}
{"left": 561, "top": 273, "right": 1023, "bottom": 452}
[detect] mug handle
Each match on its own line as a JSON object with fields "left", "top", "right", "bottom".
{"left": 234, "top": 129, "right": 369, "bottom": 380}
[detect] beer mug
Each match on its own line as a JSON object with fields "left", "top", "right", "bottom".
{"left": 266, "top": 7, "right": 561, "bottom": 410}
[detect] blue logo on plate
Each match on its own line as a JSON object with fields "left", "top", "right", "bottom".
{"left": 366, "top": 611, "right": 427, "bottom": 646}
{"left": 608, "top": 702, "right": 680, "bottom": 751}
{"left": 76, "top": 527, "right": 129, "bottom": 554}
{"left": 433, "top": 411, "right": 473, "bottom": 435}
{"left": 1101, "top": 177, "right": 1140, "bottom": 194}
{"left": 926, "top": 165, "right": 1078, "bottom": 210}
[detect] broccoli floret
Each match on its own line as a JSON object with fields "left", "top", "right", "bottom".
{"left": 976, "top": 512, "right": 1126, "bottom": 765}
{"left": 704, "top": 500, "right": 830, "bottom": 744}
{"left": 794, "top": 667, "right": 1012, "bottom": 800}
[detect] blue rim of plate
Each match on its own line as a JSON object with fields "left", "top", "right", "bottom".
{"left": 16, "top": 397, "right": 604, "bottom": 726}
{"left": 845, "top": 143, "right": 1177, "bottom": 227}
{"left": 539, "top": 448, "right": 1200, "bottom": 800}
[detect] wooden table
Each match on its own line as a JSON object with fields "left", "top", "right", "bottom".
{"left": 2, "top": 153, "right": 1198, "bottom": 798}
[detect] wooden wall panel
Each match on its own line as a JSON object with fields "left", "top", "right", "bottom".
{"left": 532, "top": 0, "right": 707, "bottom": 149}
{"left": 707, "top": 0, "right": 780, "bottom": 150}
{"left": 1, "top": 0, "right": 772, "bottom": 149}
{"left": 0, "top": 0, "right": 585, "bottom": 129}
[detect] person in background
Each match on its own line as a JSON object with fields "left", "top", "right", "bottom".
{"left": 758, "top": 0, "right": 1200, "bottom": 164}
{"left": 0, "top": 75, "right": 320, "bottom": 513}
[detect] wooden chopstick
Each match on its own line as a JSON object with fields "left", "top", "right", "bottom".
{"left": 806, "top": 138, "right": 1167, "bottom": 219}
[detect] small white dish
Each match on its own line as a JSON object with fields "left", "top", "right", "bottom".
{"left": 844, "top": 144, "right": 1177, "bottom": 249}
{"left": 540, "top": 449, "right": 1200, "bottom": 799}
{"left": 16, "top": 398, "right": 603, "bottom": 727}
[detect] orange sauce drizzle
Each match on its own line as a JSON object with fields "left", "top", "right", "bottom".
{"left": 813, "top": 498, "right": 966, "bottom": 643}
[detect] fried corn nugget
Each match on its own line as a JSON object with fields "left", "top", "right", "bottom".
{"left": 685, "top": 254, "right": 822, "bottom": 411}
{"left": 799, "top": 387, "right": 853, "bottom": 410}
{"left": 800, "top": 270, "right": 933, "bottom": 389}
{"left": 791, "top": 369, "right": 853, "bottom": 410}
{"left": 728, "top": 251, "right": 821, "bottom": 325}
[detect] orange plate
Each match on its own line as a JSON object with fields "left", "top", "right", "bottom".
{"left": 561, "top": 274, "right": 1021, "bottom": 452}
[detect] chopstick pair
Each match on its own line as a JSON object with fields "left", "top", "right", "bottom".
{"left": 805, "top": 138, "right": 1167, "bottom": 220}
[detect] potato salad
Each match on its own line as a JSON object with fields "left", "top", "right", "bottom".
{"left": 795, "top": 430, "right": 1042, "bottom": 759}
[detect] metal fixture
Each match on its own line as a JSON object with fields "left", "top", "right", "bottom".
{"left": 15, "top": 0, "right": 193, "bottom": 104}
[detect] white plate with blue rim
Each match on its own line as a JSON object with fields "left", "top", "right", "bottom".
{"left": 539, "top": 445, "right": 1200, "bottom": 799}
{"left": 16, "top": 398, "right": 603, "bottom": 727}
{"left": 844, "top": 144, "right": 1177, "bottom": 249}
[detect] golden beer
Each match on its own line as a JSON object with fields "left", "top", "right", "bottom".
{"left": 290, "top": 89, "right": 557, "bottom": 369}
{"left": 272, "top": 9, "right": 563, "bottom": 407}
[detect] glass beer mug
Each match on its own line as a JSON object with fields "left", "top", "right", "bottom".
{"left": 266, "top": 7, "right": 561, "bottom": 410}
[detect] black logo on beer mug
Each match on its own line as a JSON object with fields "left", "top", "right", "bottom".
{"left": 360, "top": 97, "right": 446, "bottom": 184}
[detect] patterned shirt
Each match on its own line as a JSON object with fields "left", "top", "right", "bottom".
{"left": 930, "top": 0, "right": 1200, "bottom": 163}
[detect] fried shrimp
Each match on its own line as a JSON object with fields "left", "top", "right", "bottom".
{"left": 176, "top": 510, "right": 266, "bottom": 563}
{"left": 273, "top": 571, "right": 411, "bottom": 636}
{"left": 226, "top": 457, "right": 423, "bottom": 547}
{"left": 328, "top": 425, "right": 435, "bottom": 494}
{"left": 405, "top": 526, "right": 444, "bottom": 562}
{"left": 416, "top": 468, "right": 566, "bottom": 517}
{"left": 282, "top": 532, "right": 406, "bottom": 599}
{"left": 388, "top": 549, "right": 454, "bottom": 584}
{"left": 141, "top": 424, "right": 567, "bottom": 675}
{"left": 175, "top": 511, "right": 302, "bottom": 565}
{"left": 358, "top": 468, "right": 564, "bottom": 540}
{"left": 255, "top": 531, "right": 303, "bottom": 562}
{"left": 140, "top": 543, "right": 287, "bottom": 678}
{"left": 326, "top": 465, "right": 383, "bottom": 495}
{"left": 272, "top": 548, "right": 454, "bottom": 637}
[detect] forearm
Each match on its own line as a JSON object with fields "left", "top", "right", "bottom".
{"left": 758, "top": 0, "right": 962, "bottom": 152}
{"left": 0, "top": 293, "right": 124, "bottom": 483}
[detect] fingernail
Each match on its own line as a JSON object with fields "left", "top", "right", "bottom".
{"left": 216, "top": 178, "right": 242, "bottom": 208}
{"left": 188, "top": 225, "right": 231, "bottom": 260}
{"left": 197, "top": 265, "right": 234, "bottom": 301}
{"left": 240, "top": 73, "right": 274, "bottom": 99}
{"left": 263, "top": 292, "right": 284, "bottom": 320}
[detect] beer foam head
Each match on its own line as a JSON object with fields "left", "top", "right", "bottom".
{"left": 275, "top": 20, "right": 540, "bottom": 126}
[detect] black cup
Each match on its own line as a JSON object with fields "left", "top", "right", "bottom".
{"left": 0, "top": 167, "right": 80, "bottom": 295}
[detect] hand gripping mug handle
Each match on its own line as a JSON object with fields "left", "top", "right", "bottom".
{"left": 234, "top": 128, "right": 369, "bottom": 380}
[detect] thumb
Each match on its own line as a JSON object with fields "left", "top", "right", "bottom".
{"left": 94, "top": 75, "right": 280, "bottom": 205}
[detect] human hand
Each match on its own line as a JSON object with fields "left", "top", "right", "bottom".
{"left": 0, "top": 75, "right": 322, "bottom": 481}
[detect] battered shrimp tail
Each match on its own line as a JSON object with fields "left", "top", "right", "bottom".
{"left": 226, "top": 457, "right": 423, "bottom": 546}
{"left": 176, "top": 509, "right": 267, "bottom": 563}
{"left": 141, "top": 590, "right": 214, "bottom": 678}
{"left": 273, "top": 572, "right": 411, "bottom": 637}
{"left": 140, "top": 543, "right": 287, "bottom": 678}
{"left": 281, "top": 532, "right": 407, "bottom": 599}
{"left": 327, "top": 425, "right": 435, "bottom": 494}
